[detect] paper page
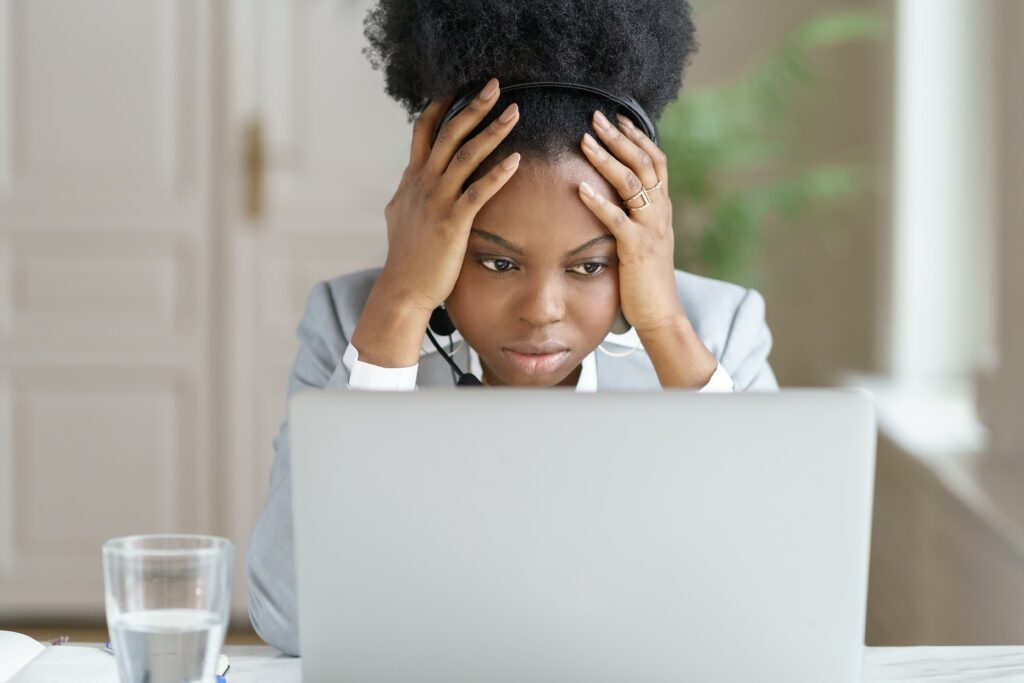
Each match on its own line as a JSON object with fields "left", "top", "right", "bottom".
{"left": 0, "top": 632, "right": 44, "bottom": 683}
{"left": 7, "top": 645, "right": 118, "bottom": 683}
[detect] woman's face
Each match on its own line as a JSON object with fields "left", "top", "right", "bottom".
{"left": 445, "top": 156, "right": 622, "bottom": 386}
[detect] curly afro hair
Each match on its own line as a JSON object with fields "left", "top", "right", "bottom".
{"left": 363, "top": 0, "right": 698, "bottom": 174}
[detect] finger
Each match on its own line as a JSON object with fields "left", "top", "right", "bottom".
{"left": 577, "top": 179, "right": 634, "bottom": 238}
{"left": 580, "top": 132, "right": 649, "bottom": 208}
{"left": 426, "top": 78, "right": 502, "bottom": 175}
{"left": 440, "top": 102, "right": 520, "bottom": 193}
{"left": 409, "top": 97, "right": 453, "bottom": 170}
{"left": 591, "top": 110, "right": 659, "bottom": 190}
{"left": 448, "top": 152, "right": 521, "bottom": 226}
{"left": 615, "top": 113, "right": 669, "bottom": 193}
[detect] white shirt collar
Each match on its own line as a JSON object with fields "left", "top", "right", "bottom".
{"left": 420, "top": 327, "right": 644, "bottom": 391}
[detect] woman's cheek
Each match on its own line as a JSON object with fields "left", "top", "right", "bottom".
{"left": 586, "top": 270, "right": 620, "bottom": 310}
{"left": 576, "top": 274, "right": 621, "bottom": 337}
{"left": 445, "top": 269, "right": 500, "bottom": 340}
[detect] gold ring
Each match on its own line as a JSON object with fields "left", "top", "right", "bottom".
{"left": 624, "top": 186, "right": 647, "bottom": 204}
{"left": 624, "top": 187, "right": 650, "bottom": 210}
{"left": 644, "top": 179, "right": 663, "bottom": 192}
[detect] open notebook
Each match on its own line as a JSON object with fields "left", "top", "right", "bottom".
{"left": 0, "top": 631, "right": 118, "bottom": 683}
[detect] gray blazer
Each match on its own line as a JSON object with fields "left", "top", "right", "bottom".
{"left": 246, "top": 266, "right": 778, "bottom": 655}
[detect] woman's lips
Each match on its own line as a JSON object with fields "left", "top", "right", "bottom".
{"left": 501, "top": 348, "right": 571, "bottom": 375}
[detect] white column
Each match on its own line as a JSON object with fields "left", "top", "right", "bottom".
{"left": 889, "top": 0, "right": 996, "bottom": 388}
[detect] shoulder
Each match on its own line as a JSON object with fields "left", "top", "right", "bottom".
{"left": 674, "top": 269, "right": 750, "bottom": 326}
{"left": 672, "top": 269, "right": 777, "bottom": 389}
{"left": 298, "top": 267, "right": 383, "bottom": 340}
{"left": 673, "top": 269, "right": 768, "bottom": 358}
{"left": 325, "top": 266, "right": 383, "bottom": 317}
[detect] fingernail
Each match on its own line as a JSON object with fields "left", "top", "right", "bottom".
{"left": 579, "top": 181, "right": 595, "bottom": 198}
{"left": 593, "top": 110, "right": 611, "bottom": 129}
{"left": 479, "top": 78, "right": 499, "bottom": 100}
{"left": 499, "top": 103, "right": 518, "bottom": 123}
{"left": 583, "top": 132, "right": 600, "bottom": 149}
{"left": 615, "top": 113, "right": 635, "bottom": 129}
{"left": 501, "top": 152, "right": 521, "bottom": 170}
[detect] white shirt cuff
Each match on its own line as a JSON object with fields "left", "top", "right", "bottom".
{"left": 698, "top": 363, "right": 734, "bottom": 393}
{"left": 342, "top": 342, "right": 419, "bottom": 391}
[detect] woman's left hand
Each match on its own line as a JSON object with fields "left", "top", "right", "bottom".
{"left": 577, "top": 110, "right": 718, "bottom": 387}
{"left": 576, "top": 110, "right": 683, "bottom": 336}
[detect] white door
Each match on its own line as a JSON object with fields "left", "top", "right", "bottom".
{"left": 0, "top": 0, "right": 409, "bottom": 623}
{"left": 0, "top": 0, "right": 214, "bottom": 616}
{"left": 223, "top": 0, "right": 409, "bottom": 614}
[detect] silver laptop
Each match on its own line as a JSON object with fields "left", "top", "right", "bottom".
{"left": 289, "top": 389, "right": 875, "bottom": 682}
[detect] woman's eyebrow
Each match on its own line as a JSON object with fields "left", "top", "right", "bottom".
{"left": 470, "top": 229, "right": 524, "bottom": 255}
{"left": 565, "top": 235, "right": 615, "bottom": 257}
{"left": 470, "top": 229, "right": 614, "bottom": 257}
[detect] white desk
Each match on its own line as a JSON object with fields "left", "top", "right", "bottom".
{"left": 223, "top": 645, "right": 1024, "bottom": 681}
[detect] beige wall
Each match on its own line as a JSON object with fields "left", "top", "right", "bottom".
{"left": 686, "top": 0, "right": 893, "bottom": 386}
{"left": 980, "top": 0, "right": 1024, "bottom": 465}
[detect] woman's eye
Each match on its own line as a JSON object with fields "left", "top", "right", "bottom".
{"left": 480, "top": 258, "right": 517, "bottom": 272}
{"left": 570, "top": 262, "right": 606, "bottom": 276}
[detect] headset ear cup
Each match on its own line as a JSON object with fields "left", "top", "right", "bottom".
{"left": 610, "top": 310, "right": 632, "bottom": 335}
{"left": 428, "top": 305, "right": 457, "bottom": 336}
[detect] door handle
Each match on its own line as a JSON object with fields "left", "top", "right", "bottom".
{"left": 244, "top": 119, "right": 264, "bottom": 220}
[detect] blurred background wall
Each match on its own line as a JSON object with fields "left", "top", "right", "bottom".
{"left": 0, "top": 0, "right": 1021, "bottom": 646}
{"left": 686, "top": 0, "right": 890, "bottom": 388}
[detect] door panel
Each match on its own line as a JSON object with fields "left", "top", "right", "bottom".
{"left": 0, "top": 0, "right": 212, "bottom": 617}
{"left": 225, "top": 0, "right": 408, "bottom": 616}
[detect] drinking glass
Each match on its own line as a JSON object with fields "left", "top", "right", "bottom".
{"left": 103, "top": 534, "right": 233, "bottom": 683}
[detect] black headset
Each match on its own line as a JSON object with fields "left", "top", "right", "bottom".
{"left": 435, "top": 80, "right": 659, "bottom": 146}
{"left": 424, "top": 308, "right": 483, "bottom": 386}
{"left": 426, "top": 81, "right": 658, "bottom": 386}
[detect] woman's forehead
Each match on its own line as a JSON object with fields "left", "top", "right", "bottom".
{"left": 506, "top": 155, "right": 616, "bottom": 193}
{"left": 472, "top": 156, "right": 617, "bottom": 249}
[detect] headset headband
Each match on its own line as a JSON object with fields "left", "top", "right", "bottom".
{"left": 434, "top": 80, "right": 659, "bottom": 146}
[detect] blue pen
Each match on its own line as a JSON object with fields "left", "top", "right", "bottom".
{"left": 215, "top": 653, "right": 231, "bottom": 683}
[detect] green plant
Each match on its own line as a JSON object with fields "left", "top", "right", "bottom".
{"left": 661, "top": 7, "right": 886, "bottom": 283}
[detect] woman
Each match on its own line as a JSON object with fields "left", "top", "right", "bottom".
{"left": 247, "top": 0, "right": 778, "bottom": 655}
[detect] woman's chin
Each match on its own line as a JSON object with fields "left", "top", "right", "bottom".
{"left": 513, "top": 373, "right": 569, "bottom": 387}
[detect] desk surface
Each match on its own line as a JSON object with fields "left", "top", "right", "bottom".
{"left": 222, "top": 645, "right": 1024, "bottom": 681}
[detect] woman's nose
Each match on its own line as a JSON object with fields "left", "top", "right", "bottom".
{"left": 516, "top": 277, "right": 566, "bottom": 328}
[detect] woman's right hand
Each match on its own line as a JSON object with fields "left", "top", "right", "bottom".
{"left": 351, "top": 77, "right": 522, "bottom": 368}
{"left": 379, "top": 77, "right": 521, "bottom": 312}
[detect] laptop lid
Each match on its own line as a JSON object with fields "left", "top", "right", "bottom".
{"left": 290, "top": 389, "right": 875, "bottom": 682}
